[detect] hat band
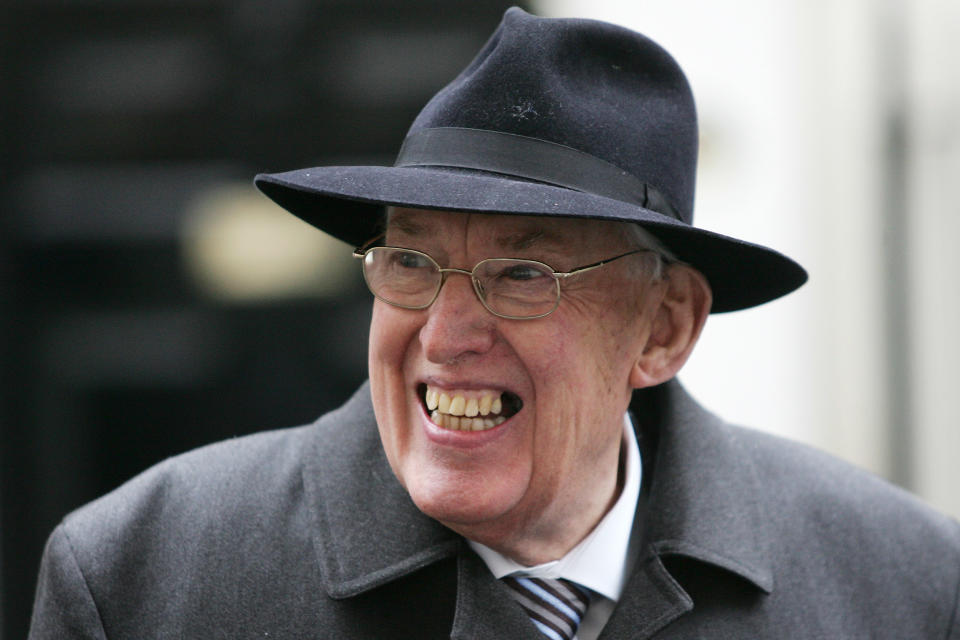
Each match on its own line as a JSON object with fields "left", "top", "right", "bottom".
{"left": 395, "top": 127, "right": 681, "bottom": 221}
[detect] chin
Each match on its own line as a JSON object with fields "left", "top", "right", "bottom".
{"left": 400, "top": 457, "right": 530, "bottom": 530}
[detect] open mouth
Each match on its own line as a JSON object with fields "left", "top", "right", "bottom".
{"left": 418, "top": 383, "right": 523, "bottom": 431}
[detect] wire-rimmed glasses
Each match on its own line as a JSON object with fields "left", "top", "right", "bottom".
{"left": 353, "top": 236, "right": 651, "bottom": 320}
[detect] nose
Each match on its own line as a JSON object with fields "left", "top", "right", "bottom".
{"left": 419, "top": 271, "right": 496, "bottom": 364}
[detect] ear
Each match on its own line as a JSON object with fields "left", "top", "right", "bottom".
{"left": 629, "top": 264, "right": 712, "bottom": 389}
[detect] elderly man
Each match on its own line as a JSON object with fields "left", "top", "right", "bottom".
{"left": 30, "top": 8, "right": 960, "bottom": 639}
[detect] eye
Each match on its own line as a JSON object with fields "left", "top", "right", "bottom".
{"left": 391, "top": 250, "right": 433, "bottom": 269}
{"left": 500, "top": 263, "right": 550, "bottom": 281}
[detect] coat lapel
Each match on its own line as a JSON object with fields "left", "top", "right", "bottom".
{"left": 449, "top": 550, "right": 545, "bottom": 640}
{"left": 301, "top": 382, "right": 460, "bottom": 598}
{"left": 599, "top": 379, "right": 773, "bottom": 638}
{"left": 636, "top": 379, "right": 773, "bottom": 593}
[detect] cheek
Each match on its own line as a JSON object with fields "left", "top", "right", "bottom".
{"left": 545, "top": 306, "right": 639, "bottom": 395}
{"left": 369, "top": 304, "right": 419, "bottom": 374}
{"left": 368, "top": 305, "right": 423, "bottom": 468}
{"left": 521, "top": 318, "right": 628, "bottom": 492}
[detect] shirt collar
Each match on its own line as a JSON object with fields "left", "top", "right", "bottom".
{"left": 468, "top": 412, "right": 641, "bottom": 602}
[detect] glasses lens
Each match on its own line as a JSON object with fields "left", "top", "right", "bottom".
{"left": 473, "top": 259, "right": 560, "bottom": 318}
{"left": 362, "top": 247, "right": 440, "bottom": 308}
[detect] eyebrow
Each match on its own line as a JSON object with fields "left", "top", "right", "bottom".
{"left": 495, "top": 228, "right": 566, "bottom": 253}
{"left": 386, "top": 210, "right": 430, "bottom": 237}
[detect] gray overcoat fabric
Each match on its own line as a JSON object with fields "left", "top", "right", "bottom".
{"left": 30, "top": 380, "right": 960, "bottom": 638}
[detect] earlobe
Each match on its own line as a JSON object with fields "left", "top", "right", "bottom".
{"left": 629, "top": 265, "right": 712, "bottom": 389}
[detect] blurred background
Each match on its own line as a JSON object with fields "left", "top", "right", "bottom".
{"left": 1, "top": 0, "right": 957, "bottom": 636}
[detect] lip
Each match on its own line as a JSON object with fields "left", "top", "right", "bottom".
{"left": 419, "top": 376, "right": 513, "bottom": 394}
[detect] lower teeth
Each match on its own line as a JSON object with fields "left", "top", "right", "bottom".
{"left": 431, "top": 411, "right": 506, "bottom": 431}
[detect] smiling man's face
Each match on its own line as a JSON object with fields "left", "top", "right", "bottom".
{"left": 368, "top": 208, "right": 666, "bottom": 563}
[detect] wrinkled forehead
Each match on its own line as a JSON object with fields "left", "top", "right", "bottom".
{"left": 385, "top": 207, "right": 635, "bottom": 253}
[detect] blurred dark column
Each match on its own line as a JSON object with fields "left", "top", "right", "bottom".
{"left": 877, "top": 0, "right": 913, "bottom": 491}
{"left": 1, "top": 2, "right": 525, "bottom": 637}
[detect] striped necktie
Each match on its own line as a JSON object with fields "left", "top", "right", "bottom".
{"left": 501, "top": 576, "right": 590, "bottom": 640}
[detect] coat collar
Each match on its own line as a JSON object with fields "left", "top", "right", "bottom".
{"left": 304, "top": 379, "right": 773, "bottom": 603}
{"left": 301, "top": 382, "right": 460, "bottom": 599}
{"left": 631, "top": 379, "right": 774, "bottom": 593}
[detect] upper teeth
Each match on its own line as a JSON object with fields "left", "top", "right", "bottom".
{"left": 425, "top": 386, "right": 502, "bottom": 417}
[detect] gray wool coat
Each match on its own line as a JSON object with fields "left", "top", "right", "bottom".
{"left": 30, "top": 380, "right": 960, "bottom": 639}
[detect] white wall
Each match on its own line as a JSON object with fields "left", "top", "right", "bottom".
{"left": 533, "top": 0, "right": 960, "bottom": 518}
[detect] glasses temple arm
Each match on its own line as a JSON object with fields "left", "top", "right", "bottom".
{"left": 556, "top": 248, "right": 652, "bottom": 279}
{"left": 353, "top": 233, "right": 387, "bottom": 257}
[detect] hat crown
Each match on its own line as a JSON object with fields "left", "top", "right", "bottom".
{"left": 409, "top": 7, "right": 698, "bottom": 223}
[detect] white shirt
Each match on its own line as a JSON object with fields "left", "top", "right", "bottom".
{"left": 468, "top": 413, "right": 642, "bottom": 640}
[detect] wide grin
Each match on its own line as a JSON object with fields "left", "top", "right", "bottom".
{"left": 420, "top": 384, "right": 522, "bottom": 431}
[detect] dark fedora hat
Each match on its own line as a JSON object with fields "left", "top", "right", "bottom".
{"left": 254, "top": 7, "right": 806, "bottom": 312}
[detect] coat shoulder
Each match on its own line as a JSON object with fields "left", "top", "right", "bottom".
{"left": 728, "top": 423, "right": 960, "bottom": 619}
{"left": 62, "top": 423, "right": 317, "bottom": 543}
{"left": 34, "top": 388, "right": 378, "bottom": 639}
{"left": 61, "top": 381, "right": 373, "bottom": 545}
{"left": 732, "top": 423, "right": 959, "bottom": 540}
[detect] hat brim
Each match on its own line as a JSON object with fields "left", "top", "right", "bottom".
{"left": 254, "top": 165, "right": 807, "bottom": 313}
